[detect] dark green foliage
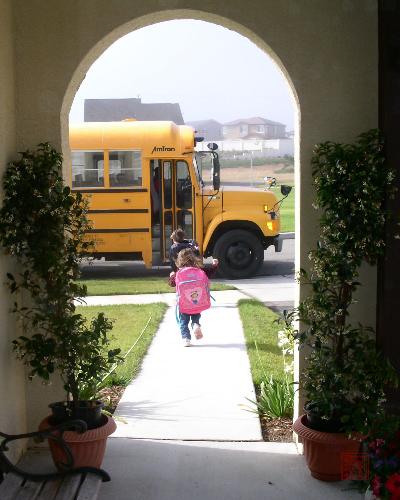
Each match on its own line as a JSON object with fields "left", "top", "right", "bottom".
{"left": 247, "top": 376, "right": 294, "bottom": 419}
{"left": 0, "top": 143, "right": 122, "bottom": 405}
{"left": 293, "top": 130, "right": 398, "bottom": 434}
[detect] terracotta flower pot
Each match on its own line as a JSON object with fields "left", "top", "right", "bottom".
{"left": 293, "top": 414, "right": 361, "bottom": 481}
{"left": 39, "top": 414, "right": 116, "bottom": 469}
{"left": 49, "top": 400, "right": 104, "bottom": 430}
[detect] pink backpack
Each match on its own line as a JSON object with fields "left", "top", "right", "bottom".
{"left": 175, "top": 267, "right": 211, "bottom": 315}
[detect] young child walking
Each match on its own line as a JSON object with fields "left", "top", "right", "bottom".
{"left": 168, "top": 248, "right": 218, "bottom": 347}
{"left": 169, "top": 228, "right": 200, "bottom": 272}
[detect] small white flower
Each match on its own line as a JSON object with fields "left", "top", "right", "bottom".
{"left": 278, "top": 338, "right": 289, "bottom": 348}
{"left": 284, "top": 362, "right": 294, "bottom": 374}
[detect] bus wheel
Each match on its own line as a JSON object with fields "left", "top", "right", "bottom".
{"left": 213, "top": 229, "right": 264, "bottom": 279}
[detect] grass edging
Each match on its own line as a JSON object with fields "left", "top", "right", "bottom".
{"left": 77, "top": 302, "right": 168, "bottom": 387}
{"left": 77, "top": 277, "right": 236, "bottom": 296}
{"left": 238, "top": 298, "right": 294, "bottom": 441}
{"left": 238, "top": 298, "right": 286, "bottom": 389}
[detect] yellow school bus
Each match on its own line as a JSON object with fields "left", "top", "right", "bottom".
{"left": 70, "top": 120, "right": 290, "bottom": 278}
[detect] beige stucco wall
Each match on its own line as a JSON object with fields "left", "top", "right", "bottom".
{"left": 6, "top": 0, "right": 378, "bottom": 427}
{"left": 0, "top": 0, "right": 27, "bottom": 460}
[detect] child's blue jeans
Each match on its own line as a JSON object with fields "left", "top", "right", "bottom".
{"left": 179, "top": 313, "right": 201, "bottom": 339}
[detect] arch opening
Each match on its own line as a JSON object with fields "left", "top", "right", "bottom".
{"left": 61, "top": 10, "right": 302, "bottom": 438}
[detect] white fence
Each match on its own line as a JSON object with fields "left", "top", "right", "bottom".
{"left": 195, "top": 138, "right": 294, "bottom": 157}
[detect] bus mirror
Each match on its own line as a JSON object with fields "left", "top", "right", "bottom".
{"left": 207, "top": 142, "right": 219, "bottom": 151}
{"left": 281, "top": 185, "right": 292, "bottom": 197}
{"left": 212, "top": 153, "right": 220, "bottom": 191}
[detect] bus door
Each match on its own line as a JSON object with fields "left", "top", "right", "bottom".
{"left": 160, "top": 159, "right": 195, "bottom": 263}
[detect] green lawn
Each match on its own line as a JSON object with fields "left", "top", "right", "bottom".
{"left": 77, "top": 277, "right": 235, "bottom": 296}
{"left": 271, "top": 186, "right": 295, "bottom": 233}
{"left": 77, "top": 303, "right": 168, "bottom": 387}
{"left": 238, "top": 299, "right": 291, "bottom": 388}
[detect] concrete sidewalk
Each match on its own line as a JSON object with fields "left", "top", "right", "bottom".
{"left": 23, "top": 441, "right": 362, "bottom": 500}
{"left": 112, "top": 290, "right": 261, "bottom": 440}
{"left": 76, "top": 291, "right": 176, "bottom": 307}
{"left": 221, "top": 274, "right": 295, "bottom": 313}
{"left": 97, "top": 440, "right": 361, "bottom": 500}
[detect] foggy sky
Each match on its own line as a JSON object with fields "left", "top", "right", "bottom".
{"left": 69, "top": 20, "right": 295, "bottom": 129}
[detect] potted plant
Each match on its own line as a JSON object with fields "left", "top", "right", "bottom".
{"left": 0, "top": 143, "right": 122, "bottom": 468}
{"left": 291, "top": 130, "right": 398, "bottom": 481}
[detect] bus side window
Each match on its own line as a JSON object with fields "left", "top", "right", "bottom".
{"left": 176, "top": 161, "right": 192, "bottom": 209}
{"left": 163, "top": 162, "right": 172, "bottom": 209}
{"left": 72, "top": 151, "right": 104, "bottom": 188}
{"left": 109, "top": 151, "right": 142, "bottom": 187}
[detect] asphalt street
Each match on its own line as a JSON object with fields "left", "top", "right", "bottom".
{"left": 79, "top": 238, "right": 295, "bottom": 280}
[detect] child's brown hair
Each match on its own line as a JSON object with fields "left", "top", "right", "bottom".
{"left": 176, "top": 248, "right": 203, "bottom": 269}
{"left": 170, "top": 228, "right": 185, "bottom": 243}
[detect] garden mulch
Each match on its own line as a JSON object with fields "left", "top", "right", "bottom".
{"left": 98, "top": 385, "right": 125, "bottom": 415}
{"left": 259, "top": 416, "right": 293, "bottom": 442}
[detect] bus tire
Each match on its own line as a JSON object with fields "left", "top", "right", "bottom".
{"left": 213, "top": 229, "right": 264, "bottom": 279}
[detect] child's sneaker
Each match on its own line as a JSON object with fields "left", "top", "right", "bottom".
{"left": 193, "top": 323, "right": 203, "bottom": 340}
{"left": 183, "top": 339, "right": 192, "bottom": 347}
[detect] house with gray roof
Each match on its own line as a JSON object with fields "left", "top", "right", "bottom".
{"left": 222, "top": 117, "right": 286, "bottom": 140}
{"left": 84, "top": 98, "right": 184, "bottom": 124}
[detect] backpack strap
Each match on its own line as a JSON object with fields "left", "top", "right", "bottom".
{"left": 206, "top": 284, "right": 216, "bottom": 303}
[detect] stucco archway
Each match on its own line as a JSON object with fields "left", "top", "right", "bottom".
{"left": 11, "top": 1, "right": 378, "bottom": 432}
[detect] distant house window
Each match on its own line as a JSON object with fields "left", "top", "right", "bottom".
{"left": 255, "top": 125, "right": 265, "bottom": 133}
{"left": 109, "top": 151, "right": 142, "bottom": 187}
{"left": 240, "top": 124, "right": 248, "bottom": 136}
{"left": 222, "top": 126, "right": 229, "bottom": 136}
{"left": 72, "top": 151, "right": 104, "bottom": 188}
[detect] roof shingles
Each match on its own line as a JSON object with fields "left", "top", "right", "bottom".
{"left": 84, "top": 98, "right": 184, "bottom": 124}
{"left": 223, "top": 116, "right": 285, "bottom": 127}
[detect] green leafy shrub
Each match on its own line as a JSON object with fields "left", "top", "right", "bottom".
{"left": 293, "top": 130, "right": 398, "bottom": 434}
{"left": 0, "top": 143, "right": 122, "bottom": 405}
{"left": 248, "top": 376, "right": 294, "bottom": 419}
